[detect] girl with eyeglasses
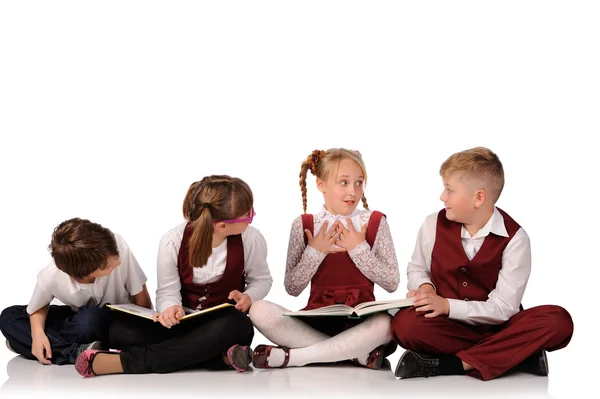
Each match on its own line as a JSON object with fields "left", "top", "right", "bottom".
{"left": 75, "top": 175, "right": 273, "bottom": 377}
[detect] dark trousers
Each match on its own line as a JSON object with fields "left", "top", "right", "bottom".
{"left": 109, "top": 307, "right": 254, "bottom": 374}
{"left": 0, "top": 304, "right": 114, "bottom": 365}
{"left": 392, "top": 304, "right": 574, "bottom": 381}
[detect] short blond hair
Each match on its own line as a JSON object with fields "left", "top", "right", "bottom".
{"left": 440, "top": 147, "right": 505, "bottom": 203}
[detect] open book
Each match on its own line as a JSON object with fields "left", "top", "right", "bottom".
{"left": 283, "top": 298, "right": 414, "bottom": 318}
{"left": 107, "top": 303, "right": 233, "bottom": 321}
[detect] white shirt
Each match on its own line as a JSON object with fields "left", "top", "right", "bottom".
{"left": 27, "top": 234, "right": 148, "bottom": 314}
{"left": 407, "top": 207, "right": 531, "bottom": 325}
{"left": 284, "top": 207, "right": 400, "bottom": 296}
{"left": 155, "top": 222, "right": 273, "bottom": 313}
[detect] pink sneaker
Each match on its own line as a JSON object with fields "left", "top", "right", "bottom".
{"left": 75, "top": 349, "right": 120, "bottom": 377}
{"left": 226, "top": 345, "right": 253, "bottom": 372}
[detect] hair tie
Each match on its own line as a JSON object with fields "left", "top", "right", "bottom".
{"left": 307, "top": 150, "right": 324, "bottom": 175}
{"left": 201, "top": 203, "right": 212, "bottom": 210}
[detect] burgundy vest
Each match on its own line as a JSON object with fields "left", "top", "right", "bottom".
{"left": 177, "top": 222, "right": 245, "bottom": 310}
{"left": 431, "top": 208, "right": 521, "bottom": 301}
{"left": 301, "top": 211, "right": 384, "bottom": 311}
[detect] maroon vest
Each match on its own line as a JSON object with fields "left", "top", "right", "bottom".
{"left": 431, "top": 208, "right": 520, "bottom": 301}
{"left": 177, "top": 222, "right": 245, "bottom": 310}
{"left": 301, "top": 211, "right": 384, "bottom": 311}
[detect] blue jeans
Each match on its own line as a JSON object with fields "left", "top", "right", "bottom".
{"left": 0, "top": 304, "right": 114, "bottom": 365}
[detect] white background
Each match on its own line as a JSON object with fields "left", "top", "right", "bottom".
{"left": 0, "top": 1, "right": 598, "bottom": 398}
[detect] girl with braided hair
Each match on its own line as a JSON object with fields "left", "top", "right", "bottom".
{"left": 75, "top": 175, "right": 273, "bottom": 377}
{"left": 250, "top": 148, "right": 400, "bottom": 369}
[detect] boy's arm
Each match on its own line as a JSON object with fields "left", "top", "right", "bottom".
{"left": 447, "top": 229, "right": 531, "bottom": 325}
{"left": 29, "top": 305, "right": 52, "bottom": 364}
{"left": 407, "top": 214, "right": 437, "bottom": 292}
{"left": 347, "top": 216, "right": 400, "bottom": 292}
{"left": 240, "top": 228, "right": 272, "bottom": 303}
{"left": 132, "top": 284, "right": 153, "bottom": 309}
{"left": 284, "top": 216, "right": 326, "bottom": 296}
{"left": 116, "top": 234, "right": 149, "bottom": 305}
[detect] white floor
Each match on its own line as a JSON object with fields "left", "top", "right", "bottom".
{"left": 0, "top": 332, "right": 583, "bottom": 399}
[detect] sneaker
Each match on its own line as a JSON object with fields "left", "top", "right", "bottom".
{"left": 226, "top": 345, "right": 253, "bottom": 372}
{"left": 74, "top": 341, "right": 103, "bottom": 359}
{"left": 5, "top": 339, "right": 16, "bottom": 354}
{"left": 75, "top": 349, "right": 120, "bottom": 377}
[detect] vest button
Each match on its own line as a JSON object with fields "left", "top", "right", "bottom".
{"left": 462, "top": 281, "right": 468, "bottom": 287}
{"left": 461, "top": 267, "right": 466, "bottom": 272}
{"left": 464, "top": 298, "right": 469, "bottom": 301}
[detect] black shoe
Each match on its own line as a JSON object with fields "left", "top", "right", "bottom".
{"left": 394, "top": 350, "right": 441, "bottom": 379}
{"left": 516, "top": 351, "right": 549, "bottom": 376}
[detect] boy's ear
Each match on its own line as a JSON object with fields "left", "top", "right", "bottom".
{"left": 316, "top": 178, "right": 325, "bottom": 193}
{"left": 474, "top": 189, "right": 486, "bottom": 208}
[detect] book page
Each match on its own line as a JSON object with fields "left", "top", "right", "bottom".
{"left": 354, "top": 298, "right": 414, "bottom": 317}
{"left": 107, "top": 304, "right": 156, "bottom": 320}
{"left": 283, "top": 304, "right": 354, "bottom": 317}
{"left": 179, "top": 303, "right": 233, "bottom": 320}
{"left": 354, "top": 298, "right": 414, "bottom": 311}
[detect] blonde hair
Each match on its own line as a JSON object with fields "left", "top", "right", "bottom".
{"left": 182, "top": 175, "right": 253, "bottom": 267}
{"left": 440, "top": 146, "right": 505, "bottom": 203}
{"left": 299, "top": 148, "right": 369, "bottom": 213}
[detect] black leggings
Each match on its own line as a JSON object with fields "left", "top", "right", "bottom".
{"left": 109, "top": 307, "right": 254, "bottom": 374}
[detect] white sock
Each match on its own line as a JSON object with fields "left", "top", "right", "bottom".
{"left": 249, "top": 300, "right": 392, "bottom": 368}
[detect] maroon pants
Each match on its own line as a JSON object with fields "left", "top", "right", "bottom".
{"left": 392, "top": 305, "right": 573, "bottom": 381}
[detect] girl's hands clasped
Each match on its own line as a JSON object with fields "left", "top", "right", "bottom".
{"left": 305, "top": 220, "right": 346, "bottom": 255}
{"left": 335, "top": 217, "right": 367, "bottom": 251}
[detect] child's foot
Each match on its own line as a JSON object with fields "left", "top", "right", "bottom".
{"left": 224, "top": 345, "right": 253, "bottom": 372}
{"left": 75, "top": 349, "right": 122, "bottom": 377}
{"left": 352, "top": 345, "right": 385, "bottom": 370}
{"left": 252, "top": 344, "right": 290, "bottom": 369}
{"left": 5, "top": 339, "right": 16, "bottom": 354}
{"left": 394, "top": 350, "right": 441, "bottom": 379}
{"left": 514, "top": 350, "right": 549, "bottom": 376}
{"left": 74, "top": 341, "right": 103, "bottom": 359}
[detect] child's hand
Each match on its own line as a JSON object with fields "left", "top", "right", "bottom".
{"left": 228, "top": 290, "right": 252, "bottom": 312}
{"left": 157, "top": 305, "right": 185, "bottom": 328}
{"left": 407, "top": 283, "right": 435, "bottom": 298}
{"left": 413, "top": 292, "right": 450, "bottom": 318}
{"left": 336, "top": 217, "right": 367, "bottom": 251}
{"left": 31, "top": 331, "right": 52, "bottom": 365}
{"left": 305, "top": 220, "right": 346, "bottom": 255}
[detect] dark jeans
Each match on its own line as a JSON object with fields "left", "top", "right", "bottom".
{"left": 109, "top": 307, "right": 254, "bottom": 374}
{"left": 0, "top": 304, "right": 114, "bottom": 365}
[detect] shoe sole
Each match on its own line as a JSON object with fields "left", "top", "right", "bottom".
{"left": 538, "top": 351, "right": 549, "bottom": 376}
{"left": 394, "top": 350, "right": 413, "bottom": 378}
{"left": 227, "top": 345, "right": 252, "bottom": 372}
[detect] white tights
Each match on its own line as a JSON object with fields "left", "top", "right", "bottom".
{"left": 248, "top": 300, "right": 393, "bottom": 368}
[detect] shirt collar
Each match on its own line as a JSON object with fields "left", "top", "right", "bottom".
{"left": 320, "top": 205, "right": 361, "bottom": 219}
{"left": 461, "top": 207, "right": 509, "bottom": 239}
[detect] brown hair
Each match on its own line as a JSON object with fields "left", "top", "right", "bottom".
{"left": 48, "top": 218, "right": 119, "bottom": 279}
{"left": 299, "top": 148, "right": 369, "bottom": 213}
{"left": 182, "top": 175, "right": 253, "bottom": 268}
{"left": 440, "top": 146, "right": 505, "bottom": 203}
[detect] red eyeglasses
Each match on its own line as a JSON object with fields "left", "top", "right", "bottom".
{"left": 216, "top": 207, "right": 255, "bottom": 224}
